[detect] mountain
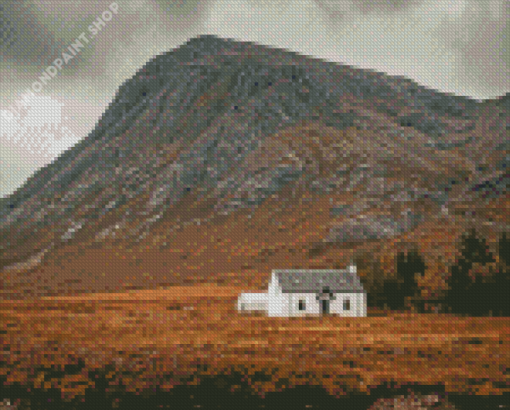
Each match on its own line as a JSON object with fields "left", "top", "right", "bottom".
{"left": 0, "top": 35, "right": 508, "bottom": 300}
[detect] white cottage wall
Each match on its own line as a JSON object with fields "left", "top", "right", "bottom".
{"left": 286, "top": 292, "right": 366, "bottom": 317}
{"left": 288, "top": 293, "right": 321, "bottom": 316}
{"left": 360, "top": 293, "right": 367, "bottom": 317}
{"left": 237, "top": 292, "right": 268, "bottom": 312}
{"left": 267, "top": 272, "right": 289, "bottom": 317}
{"left": 268, "top": 293, "right": 290, "bottom": 317}
{"left": 330, "top": 293, "right": 347, "bottom": 316}
{"left": 329, "top": 292, "right": 366, "bottom": 317}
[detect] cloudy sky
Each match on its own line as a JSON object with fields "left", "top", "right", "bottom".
{"left": 0, "top": 0, "right": 508, "bottom": 198}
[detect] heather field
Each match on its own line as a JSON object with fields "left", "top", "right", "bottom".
{"left": 0, "top": 283, "right": 508, "bottom": 407}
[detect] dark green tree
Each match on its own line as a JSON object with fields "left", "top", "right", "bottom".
{"left": 397, "top": 248, "right": 426, "bottom": 304}
{"left": 469, "top": 265, "right": 494, "bottom": 317}
{"left": 445, "top": 259, "right": 475, "bottom": 315}
{"left": 489, "top": 265, "right": 510, "bottom": 316}
{"left": 445, "top": 228, "right": 495, "bottom": 316}
{"left": 458, "top": 228, "right": 495, "bottom": 267}
{"left": 382, "top": 249, "right": 426, "bottom": 312}
{"left": 353, "top": 251, "right": 388, "bottom": 310}
{"left": 382, "top": 278, "right": 404, "bottom": 311}
{"left": 366, "top": 277, "right": 387, "bottom": 310}
{"left": 498, "top": 232, "right": 510, "bottom": 268}
{"left": 485, "top": 232, "right": 510, "bottom": 316}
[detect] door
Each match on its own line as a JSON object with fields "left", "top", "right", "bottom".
{"left": 321, "top": 299, "right": 330, "bottom": 314}
{"left": 317, "top": 286, "right": 334, "bottom": 315}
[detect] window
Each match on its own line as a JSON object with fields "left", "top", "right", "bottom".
{"left": 298, "top": 300, "right": 306, "bottom": 311}
{"left": 343, "top": 299, "right": 350, "bottom": 311}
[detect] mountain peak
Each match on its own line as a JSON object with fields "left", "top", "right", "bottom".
{"left": 0, "top": 36, "right": 507, "bottom": 300}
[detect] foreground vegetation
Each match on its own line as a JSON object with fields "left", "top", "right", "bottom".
{"left": 0, "top": 282, "right": 508, "bottom": 407}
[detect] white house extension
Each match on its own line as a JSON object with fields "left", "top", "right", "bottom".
{"left": 237, "top": 262, "right": 367, "bottom": 317}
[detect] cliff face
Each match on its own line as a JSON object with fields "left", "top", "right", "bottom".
{"left": 0, "top": 35, "right": 508, "bottom": 300}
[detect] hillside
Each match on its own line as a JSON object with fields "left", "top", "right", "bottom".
{"left": 0, "top": 34, "right": 508, "bottom": 301}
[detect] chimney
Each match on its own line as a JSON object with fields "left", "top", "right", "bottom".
{"left": 348, "top": 260, "right": 356, "bottom": 275}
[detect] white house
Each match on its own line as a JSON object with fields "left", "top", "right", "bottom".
{"left": 237, "top": 262, "right": 367, "bottom": 317}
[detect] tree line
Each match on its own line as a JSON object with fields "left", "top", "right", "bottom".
{"left": 364, "top": 229, "right": 509, "bottom": 316}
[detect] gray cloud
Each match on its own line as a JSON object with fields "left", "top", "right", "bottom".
{"left": 0, "top": 0, "right": 508, "bottom": 198}
{"left": 0, "top": 0, "right": 214, "bottom": 85}
{"left": 312, "top": 0, "right": 425, "bottom": 17}
{"left": 312, "top": 0, "right": 509, "bottom": 99}
{"left": 436, "top": 0, "right": 509, "bottom": 93}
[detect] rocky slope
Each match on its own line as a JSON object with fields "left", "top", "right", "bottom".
{"left": 0, "top": 35, "right": 508, "bottom": 300}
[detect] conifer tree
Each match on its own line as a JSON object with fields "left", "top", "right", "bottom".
{"left": 498, "top": 232, "right": 510, "bottom": 268}
{"left": 397, "top": 248, "right": 426, "bottom": 305}
{"left": 382, "top": 278, "right": 403, "bottom": 311}
{"left": 490, "top": 266, "right": 510, "bottom": 316}
{"left": 366, "top": 277, "right": 386, "bottom": 309}
{"left": 445, "top": 228, "right": 495, "bottom": 315}
{"left": 459, "top": 228, "right": 494, "bottom": 267}
{"left": 382, "top": 248, "right": 426, "bottom": 312}
{"left": 489, "top": 232, "right": 510, "bottom": 316}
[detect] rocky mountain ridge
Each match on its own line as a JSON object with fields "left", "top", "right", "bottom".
{"left": 0, "top": 35, "right": 508, "bottom": 299}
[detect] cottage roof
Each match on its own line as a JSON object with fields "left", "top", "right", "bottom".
{"left": 272, "top": 267, "right": 365, "bottom": 293}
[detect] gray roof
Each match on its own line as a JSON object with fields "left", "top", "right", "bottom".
{"left": 273, "top": 268, "right": 365, "bottom": 293}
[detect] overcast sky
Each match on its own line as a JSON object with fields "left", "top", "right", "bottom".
{"left": 0, "top": 0, "right": 508, "bottom": 198}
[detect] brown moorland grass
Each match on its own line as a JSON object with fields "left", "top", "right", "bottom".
{"left": 0, "top": 283, "right": 508, "bottom": 403}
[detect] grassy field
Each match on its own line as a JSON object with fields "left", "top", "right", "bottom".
{"left": 0, "top": 283, "right": 508, "bottom": 403}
